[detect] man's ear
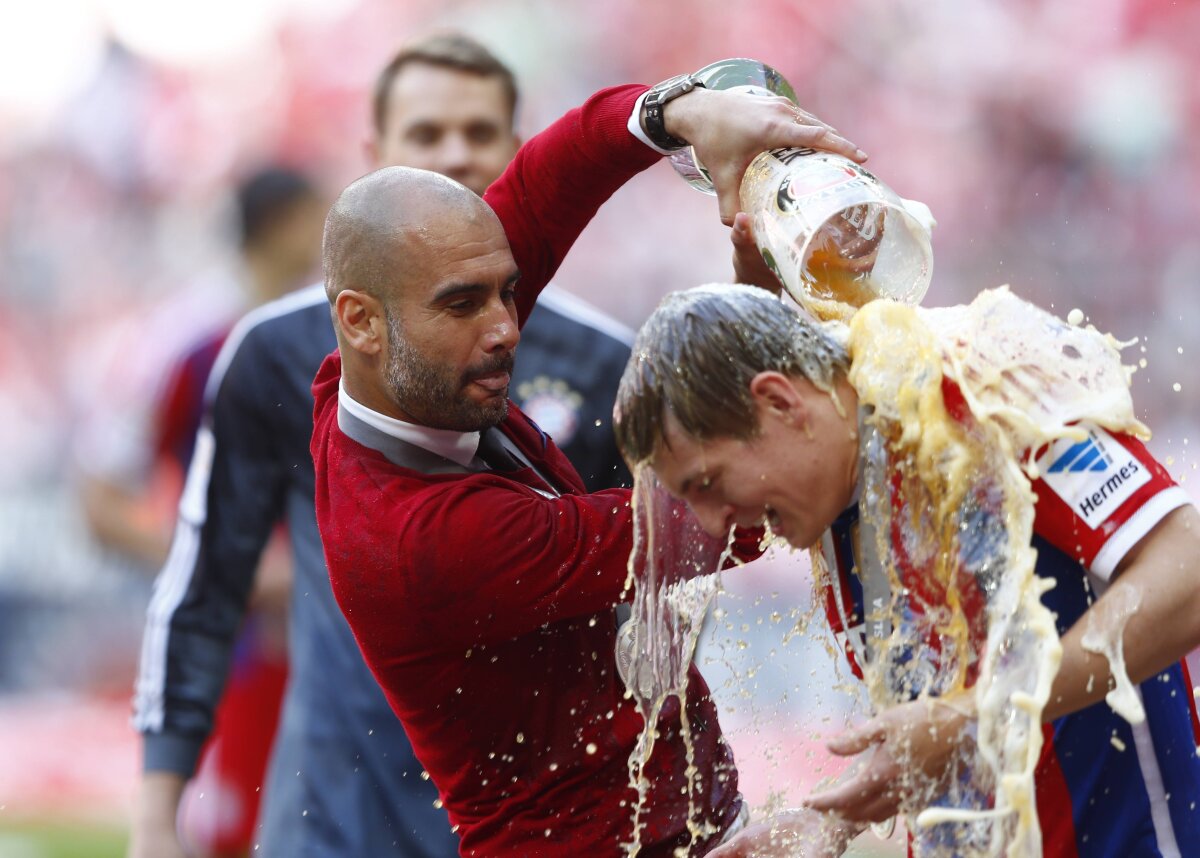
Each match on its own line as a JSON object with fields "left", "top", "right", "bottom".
{"left": 334, "top": 290, "right": 388, "bottom": 356}
{"left": 748, "top": 371, "right": 806, "bottom": 427}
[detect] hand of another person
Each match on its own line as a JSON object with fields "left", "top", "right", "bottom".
{"left": 729, "top": 212, "right": 785, "bottom": 295}
{"left": 804, "top": 695, "right": 975, "bottom": 823}
{"left": 127, "top": 772, "right": 190, "bottom": 858}
{"left": 707, "top": 809, "right": 856, "bottom": 858}
{"left": 663, "top": 88, "right": 866, "bottom": 225}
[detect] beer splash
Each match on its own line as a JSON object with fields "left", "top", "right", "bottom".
{"left": 1080, "top": 584, "right": 1145, "bottom": 725}
{"left": 840, "top": 286, "right": 1147, "bottom": 856}
{"left": 619, "top": 469, "right": 745, "bottom": 856}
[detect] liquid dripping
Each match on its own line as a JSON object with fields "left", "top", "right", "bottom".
{"left": 838, "top": 286, "right": 1146, "bottom": 857}
{"left": 620, "top": 467, "right": 733, "bottom": 855}
{"left": 1080, "top": 584, "right": 1146, "bottom": 725}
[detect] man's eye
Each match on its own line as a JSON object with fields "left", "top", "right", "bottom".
{"left": 697, "top": 476, "right": 714, "bottom": 493}
{"left": 500, "top": 286, "right": 517, "bottom": 303}
{"left": 406, "top": 125, "right": 440, "bottom": 145}
{"left": 467, "top": 124, "right": 499, "bottom": 145}
{"left": 448, "top": 299, "right": 476, "bottom": 313}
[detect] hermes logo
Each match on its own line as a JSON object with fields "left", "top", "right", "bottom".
{"left": 1038, "top": 427, "right": 1150, "bottom": 528}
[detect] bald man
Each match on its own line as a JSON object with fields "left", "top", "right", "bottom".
{"left": 322, "top": 172, "right": 520, "bottom": 431}
{"left": 311, "top": 83, "right": 863, "bottom": 856}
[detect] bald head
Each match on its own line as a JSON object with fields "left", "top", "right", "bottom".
{"left": 322, "top": 166, "right": 498, "bottom": 306}
{"left": 325, "top": 164, "right": 521, "bottom": 431}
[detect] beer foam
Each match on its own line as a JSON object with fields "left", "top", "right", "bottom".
{"left": 620, "top": 469, "right": 730, "bottom": 855}
{"left": 837, "top": 285, "right": 1144, "bottom": 857}
{"left": 1080, "top": 584, "right": 1145, "bottom": 725}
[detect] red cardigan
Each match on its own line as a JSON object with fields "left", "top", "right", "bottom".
{"left": 313, "top": 86, "right": 742, "bottom": 856}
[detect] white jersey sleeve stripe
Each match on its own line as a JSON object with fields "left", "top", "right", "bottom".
{"left": 204, "top": 282, "right": 328, "bottom": 405}
{"left": 133, "top": 514, "right": 201, "bottom": 731}
{"left": 1130, "top": 700, "right": 1183, "bottom": 858}
{"left": 1090, "top": 486, "right": 1191, "bottom": 580}
{"left": 132, "top": 282, "right": 327, "bottom": 733}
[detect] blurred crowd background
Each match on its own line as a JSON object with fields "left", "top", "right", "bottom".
{"left": 1, "top": 0, "right": 1198, "bottom": 853}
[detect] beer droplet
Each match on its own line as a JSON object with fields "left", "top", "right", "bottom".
{"left": 1174, "top": 383, "right": 1182, "bottom": 392}
{"left": 1067, "top": 308, "right": 1084, "bottom": 326}
{"left": 585, "top": 742, "right": 598, "bottom": 755}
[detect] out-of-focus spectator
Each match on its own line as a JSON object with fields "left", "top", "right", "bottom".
{"left": 75, "top": 166, "right": 324, "bottom": 570}
{"left": 81, "top": 165, "right": 324, "bottom": 858}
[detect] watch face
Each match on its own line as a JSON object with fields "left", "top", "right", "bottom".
{"left": 669, "top": 79, "right": 695, "bottom": 99}
{"left": 653, "top": 73, "right": 694, "bottom": 101}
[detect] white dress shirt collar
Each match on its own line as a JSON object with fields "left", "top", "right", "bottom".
{"left": 338, "top": 381, "right": 480, "bottom": 468}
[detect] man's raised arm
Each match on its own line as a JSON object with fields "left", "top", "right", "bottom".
{"left": 484, "top": 80, "right": 864, "bottom": 323}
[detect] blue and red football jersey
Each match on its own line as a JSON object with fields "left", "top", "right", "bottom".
{"left": 820, "top": 414, "right": 1200, "bottom": 857}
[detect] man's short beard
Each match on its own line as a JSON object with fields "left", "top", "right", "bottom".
{"left": 384, "top": 310, "right": 511, "bottom": 432}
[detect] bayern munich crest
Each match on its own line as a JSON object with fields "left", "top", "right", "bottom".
{"left": 515, "top": 376, "right": 583, "bottom": 446}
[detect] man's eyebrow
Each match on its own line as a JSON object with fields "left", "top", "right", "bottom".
{"left": 430, "top": 282, "right": 487, "bottom": 304}
{"left": 430, "top": 270, "right": 521, "bottom": 306}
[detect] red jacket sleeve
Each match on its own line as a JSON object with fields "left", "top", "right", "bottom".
{"left": 483, "top": 84, "right": 659, "bottom": 326}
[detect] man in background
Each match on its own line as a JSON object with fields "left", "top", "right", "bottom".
{"left": 129, "top": 34, "right": 637, "bottom": 857}
{"left": 78, "top": 165, "right": 324, "bottom": 856}
{"left": 79, "top": 167, "right": 324, "bottom": 568}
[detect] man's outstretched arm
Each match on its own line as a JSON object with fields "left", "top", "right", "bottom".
{"left": 484, "top": 80, "right": 863, "bottom": 323}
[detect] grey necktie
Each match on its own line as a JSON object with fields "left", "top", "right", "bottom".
{"left": 475, "top": 427, "right": 523, "bottom": 472}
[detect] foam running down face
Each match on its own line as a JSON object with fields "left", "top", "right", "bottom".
{"left": 616, "top": 284, "right": 1151, "bottom": 857}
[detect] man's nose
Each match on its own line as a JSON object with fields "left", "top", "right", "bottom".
{"left": 692, "top": 503, "right": 734, "bottom": 539}
{"left": 436, "top": 135, "right": 474, "bottom": 176}
{"left": 482, "top": 302, "right": 519, "bottom": 352}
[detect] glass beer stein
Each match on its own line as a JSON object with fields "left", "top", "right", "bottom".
{"left": 670, "top": 58, "right": 935, "bottom": 320}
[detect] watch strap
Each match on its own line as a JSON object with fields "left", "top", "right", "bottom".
{"left": 643, "top": 73, "right": 705, "bottom": 151}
